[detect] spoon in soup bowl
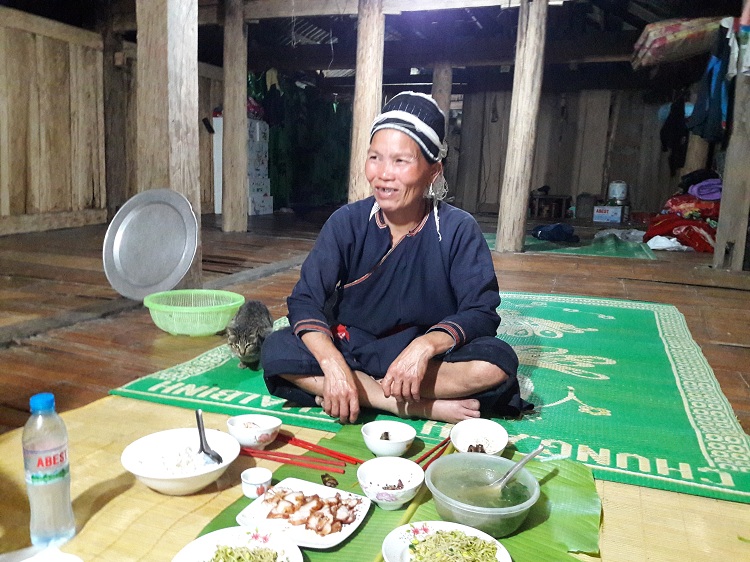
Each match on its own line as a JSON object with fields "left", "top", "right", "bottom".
{"left": 489, "top": 444, "right": 545, "bottom": 494}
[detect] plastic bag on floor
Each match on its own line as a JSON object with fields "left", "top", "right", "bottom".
{"left": 594, "top": 229, "right": 646, "bottom": 243}
{"left": 646, "top": 235, "right": 694, "bottom": 251}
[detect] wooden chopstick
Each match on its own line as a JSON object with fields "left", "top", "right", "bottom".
{"left": 276, "top": 433, "right": 364, "bottom": 465}
{"left": 421, "top": 441, "right": 452, "bottom": 470}
{"left": 415, "top": 436, "right": 450, "bottom": 464}
{"left": 240, "top": 447, "right": 346, "bottom": 474}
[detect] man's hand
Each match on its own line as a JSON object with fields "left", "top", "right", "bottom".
{"left": 300, "top": 330, "right": 361, "bottom": 424}
{"left": 381, "top": 331, "right": 456, "bottom": 402}
{"left": 319, "top": 357, "right": 360, "bottom": 424}
{"left": 381, "top": 338, "right": 433, "bottom": 403}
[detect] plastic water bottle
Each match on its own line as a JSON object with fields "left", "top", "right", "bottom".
{"left": 22, "top": 392, "right": 76, "bottom": 547}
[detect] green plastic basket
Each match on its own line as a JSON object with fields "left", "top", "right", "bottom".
{"left": 143, "top": 289, "right": 245, "bottom": 337}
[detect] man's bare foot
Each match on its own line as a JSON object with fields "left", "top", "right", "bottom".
{"left": 402, "top": 398, "right": 481, "bottom": 424}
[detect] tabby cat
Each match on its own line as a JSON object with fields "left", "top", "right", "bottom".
{"left": 226, "top": 300, "right": 274, "bottom": 370}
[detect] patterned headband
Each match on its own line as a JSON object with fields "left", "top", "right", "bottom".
{"left": 370, "top": 91, "right": 447, "bottom": 163}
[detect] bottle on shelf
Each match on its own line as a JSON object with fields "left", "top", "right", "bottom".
{"left": 21, "top": 392, "right": 76, "bottom": 547}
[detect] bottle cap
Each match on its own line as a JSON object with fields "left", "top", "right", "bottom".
{"left": 29, "top": 392, "right": 55, "bottom": 413}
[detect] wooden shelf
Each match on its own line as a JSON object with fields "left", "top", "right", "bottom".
{"left": 529, "top": 194, "right": 572, "bottom": 219}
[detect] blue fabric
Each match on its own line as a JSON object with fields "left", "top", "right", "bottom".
{"left": 287, "top": 197, "right": 502, "bottom": 348}
{"left": 687, "top": 23, "right": 733, "bottom": 144}
{"left": 262, "top": 328, "right": 524, "bottom": 416}
{"left": 531, "top": 223, "right": 580, "bottom": 243}
{"left": 261, "top": 196, "right": 529, "bottom": 416}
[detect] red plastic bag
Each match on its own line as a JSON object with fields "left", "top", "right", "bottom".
{"left": 673, "top": 224, "right": 716, "bottom": 252}
{"left": 662, "top": 194, "right": 720, "bottom": 220}
{"left": 644, "top": 213, "right": 716, "bottom": 252}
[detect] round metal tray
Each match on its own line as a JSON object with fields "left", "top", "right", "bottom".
{"left": 103, "top": 189, "right": 198, "bottom": 301}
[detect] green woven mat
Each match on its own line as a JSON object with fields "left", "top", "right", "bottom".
{"left": 484, "top": 233, "right": 656, "bottom": 259}
{"left": 200, "top": 424, "right": 601, "bottom": 561}
{"left": 112, "top": 292, "right": 750, "bottom": 503}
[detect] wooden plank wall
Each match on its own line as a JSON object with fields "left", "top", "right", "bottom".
{"left": 198, "top": 63, "right": 224, "bottom": 211}
{"left": 453, "top": 90, "right": 485, "bottom": 213}
{"left": 0, "top": 7, "right": 106, "bottom": 236}
{"left": 457, "top": 87, "right": 680, "bottom": 214}
{"left": 473, "top": 91, "right": 512, "bottom": 213}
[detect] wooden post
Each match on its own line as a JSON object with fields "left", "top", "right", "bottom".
{"left": 135, "top": 0, "right": 202, "bottom": 286}
{"left": 431, "top": 62, "right": 452, "bottom": 122}
{"left": 431, "top": 62, "right": 452, "bottom": 195}
{"left": 348, "top": 0, "right": 384, "bottom": 203}
{"left": 712, "top": 71, "right": 750, "bottom": 270}
{"left": 682, "top": 133, "right": 710, "bottom": 174}
{"left": 495, "top": 0, "right": 548, "bottom": 253}
{"left": 221, "top": 0, "right": 249, "bottom": 232}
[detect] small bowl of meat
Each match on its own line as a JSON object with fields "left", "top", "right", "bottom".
{"left": 361, "top": 420, "right": 416, "bottom": 457}
{"left": 357, "top": 456, "right": 424, "bottom": 511}
{"left": 227, "top": 414, "right": 282, "bottom": 449}
{"left": 450, "top": 418, "right": 509, "bottom": 455}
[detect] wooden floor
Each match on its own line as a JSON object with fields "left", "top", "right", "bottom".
{"left": 0, "top": 211, "right": 748, "bottom": 436}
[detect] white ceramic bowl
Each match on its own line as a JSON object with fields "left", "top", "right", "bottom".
{"left": 357, "top": 456, "right": 424, "bottom": 511}
{"left": 425, "top": 453, "right": 540, "bottom": 538}
{"left": 361, "top": 420, "right": 416, "bottom": 457}
{"left": 450, "top": 418, "right": 509, "bottom": 455}
{"left": 226, "top": 414, "right": 282, "bottom": 449}
{"left": 121, "top": 427, "right": 240, "bottom": 495}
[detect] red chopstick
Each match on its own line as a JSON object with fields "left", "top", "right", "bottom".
{"left": 415, "top": 437, "right": 450, "bottom": 464}
{"left": 276, "top": 433, "right": 364, "bottom": 465}
{"left": 241, "top": 447, "right": 346, "bottom": 467}
{"left": 241, "top": 447, "right": 345, "bottom": 474}
{"left": 421, "top": 439, "right": 451, "bottom": 470}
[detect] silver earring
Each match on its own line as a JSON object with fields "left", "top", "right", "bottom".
{"left": 428, "top": 175, "right": 448, "bottom": 200}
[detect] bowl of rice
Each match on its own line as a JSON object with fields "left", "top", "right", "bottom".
{"left": 121, "top": 427, "right": 240, "bottom": 495}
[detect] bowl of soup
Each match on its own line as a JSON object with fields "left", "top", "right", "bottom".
{"left": 424, "top": 452, "right": 540, "bottom": 538}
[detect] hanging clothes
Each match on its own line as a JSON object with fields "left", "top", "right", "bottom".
{"left": 686, "top": 20, "right": 735, "bottom": 145}
{"left": 660, "top": 92, "right": 689, "bottom": 176}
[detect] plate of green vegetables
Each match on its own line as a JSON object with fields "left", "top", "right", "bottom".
{"left": 381, "top": 521, "right": 511, "bottom": 562}
{"left": 172, "top": 526, "right": 302, "bottom": 562}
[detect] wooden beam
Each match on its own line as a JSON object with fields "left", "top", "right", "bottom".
{"left": 243, "top": 0, "right": 565, "bottom": 19}
{"left": 221, "top": 0, "right": 249, "bottom": 231}
{"left": 109, "top": 0, "right": 565, "bottom": 31}
{"left": 0, "top": 6, "right": 102, "bottom": 49}
{"left": 246, "top": 31, "right": 637, "bottom": 71}
{"left": 713, "top": 71, "right": 750, "bottom": 271}
{"left": 495, "top": 0, "right": 548, "bottom": 253}
{"left": 0, "top": 210, "right": 107, "bottom": 236}
{"left": 198, "top": 61, "right": 224, "bottom": 81}
{"left": 348, "top": 0, "right": 385, "bottom": 203}
{"left": 112, "top": 1, "right": 222, "bottom": 33}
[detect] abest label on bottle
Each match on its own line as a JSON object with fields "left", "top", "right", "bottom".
{"left": 23, "top": 445, "right": 70, "bottom": 485}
